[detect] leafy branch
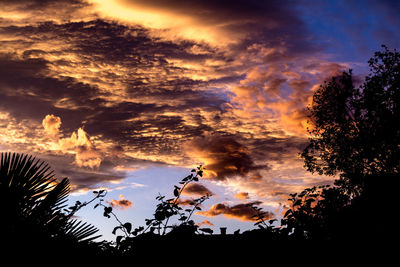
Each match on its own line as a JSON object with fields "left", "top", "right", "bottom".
{"left": 65, "top": 189, "right": 107, "bottom": 219}
{"left": 142, "top": 165, "right": 207, "bottom": 236}
{"left": 246, "top": 202, "right": 277, "bottom": 230}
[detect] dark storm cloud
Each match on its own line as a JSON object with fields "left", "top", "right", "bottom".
{"left": 197, "top": 201, "right": 274, "bottom": 222}
{"left": 182, "top": 183, "right": 213, "bottom": 197}
{"left": 248, "top": 136, "right": 308, "bottom": 163}
{"left": 32, "top": 152, "right": 126, "bottom": 191}
{"left": 186, "top": 135, "right": 266, "bottom": 181}
{"left": 0, "top": 54, "right": 106, "bottom": 130}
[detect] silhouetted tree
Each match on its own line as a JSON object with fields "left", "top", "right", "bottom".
{"left": 286, "top": 46, "right": 400, "bottom": 241}
{"left": 302, "top": 45, "right": 400, "bottom": 190}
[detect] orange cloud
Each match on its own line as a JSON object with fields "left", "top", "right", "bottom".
{"left": 42, "top": 115, "right": 102, "bottom": 168}
{"left": 58, "top": 127, "right": 102, "bottom": 168}
{"left": 42, "top": 114, "right": 61, "bottom": 137}
{"left": 196, "top": 201, "right": 273, "bottom": 222}
{"left": 108, "top": 194, "right": 133, "bottom": 210}
{"left": 234, "top": 192, "right": 249, "bottom": 200}
{"left": 196, "top": 219, "right": 214, "bottom": 227}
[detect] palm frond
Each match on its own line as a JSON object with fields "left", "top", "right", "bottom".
{"left": 1, "top": 152, "right": 101, "bottom": 245}
{"left": 65, "top": 219, "right": 101, "bottom": 242}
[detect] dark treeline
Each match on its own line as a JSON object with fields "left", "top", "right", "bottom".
{"left": 1, "top": 46, "right": 399, "bottom": 260}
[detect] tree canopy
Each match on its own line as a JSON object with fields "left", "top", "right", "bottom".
{"left": 302, "top": 45, "right": 400, "bottom": 188}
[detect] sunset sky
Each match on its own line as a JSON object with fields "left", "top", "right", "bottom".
{"left": 1, "top": 0, "right": 400, "bottom": 240}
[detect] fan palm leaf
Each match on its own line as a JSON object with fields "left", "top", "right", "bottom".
{"left": 0, "top": 152, "right": 100, "bottom": 244}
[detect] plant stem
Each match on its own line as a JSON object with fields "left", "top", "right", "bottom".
{"left": 162, "top": 178, "right": 192, "bottom": 235}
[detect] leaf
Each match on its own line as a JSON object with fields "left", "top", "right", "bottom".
{"left": 105, "top": 206, "right": 112, "bottom": 213}
{"left": 173, "top": 188, "right": 179, "bottom": 197}
{"left": 123, "top": 222, "right": 132, "bottom": 233}
{"left": 284, "top": 209, "right": 292, "bottom": 217}
{"left": 179, "top": 216, "right": 187, "bottom": 221}
{"left": 154, "top": 211, "right": 166, "bottom": 221}
{"left": 103, "top": 206, "right": 112, "bottom": 218}
{"left": 112, "top": 226, "right": 121, "bottom": 235}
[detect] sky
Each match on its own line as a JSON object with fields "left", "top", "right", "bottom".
{"left": 1, "top": 0, "right": 400, "bottom": 241}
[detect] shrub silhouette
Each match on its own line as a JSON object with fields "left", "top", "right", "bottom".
{"left": 0, "top": 152, "right": 102, "bottom": 255}
{"left": 92, "top": 165, "right": 213, "bottom": 256}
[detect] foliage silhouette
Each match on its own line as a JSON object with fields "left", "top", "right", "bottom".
{"left": 91, "top": 165, "right": 213, "bottom": 255}
{"left": 287, "top": 45, "right": 400, "bottom": 241}
{"left": 302, "top": 45, "right": 400, "bottom": 189}
{"left": 0, "top": 152, "right": 103, "bottom": 255}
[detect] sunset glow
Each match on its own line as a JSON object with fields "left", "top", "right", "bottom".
{"left": 1, "top": 0, "right": 399, "bottom": 239}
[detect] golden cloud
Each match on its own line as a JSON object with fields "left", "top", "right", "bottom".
{"left": 42, "top": 114, "right": 61, "bottom": 137}
{"left": 57, "top": 127, "right": 102, "bottom": 168}
{"left": 233, "top": 192, "right": 249, "bottom": 200}
{"left": 108, "top": 194, "right": 133, "bottom": 210}
{"left": 41, "top": 115, "right": 102, "bottom": 168}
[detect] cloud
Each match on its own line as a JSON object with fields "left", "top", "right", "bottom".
{"left": 181, "top": 183, "right": 213, "bottom": 197}
{"left": 108, "top": 194, "right": 133, "bottom": 209}
{"left": 42, "top": 114, "right": 61, "bottom": 137}
{"left": 233, "top": 192, "right": 249, "bottom": 200}
{"left": 88, "top": 0, "right": 313, "bottom": 51}
{"left": 57, "top": 127, "right": 102, "bottom": 168}
{"left": 185, "top": 135, "right": 264, "bottom": 181}
{"left": 196, "top": 219, "right": 214, "bottom": 227}
{"left": 41, "top": 114, "right": 102, "bottom": 169}
{"left": 196, "top": 201, "right": 273, "bottom": 222}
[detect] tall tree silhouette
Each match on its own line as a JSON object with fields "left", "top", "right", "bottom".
{"left": 285, "top": 46, "right": 400, "bottom": 240}
{"left": 0, "top": 152, "right": 100, "bottom": 254}
{"left": 302, "top": 45, "right": 400, "bottom": 190}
